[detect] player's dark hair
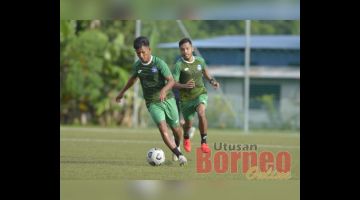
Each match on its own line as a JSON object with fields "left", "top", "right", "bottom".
{"left": 179, "top": 38, "right": 192, "bottom": 47}
{"left": 133, "top": 36, "right": 150, "bottom": 50}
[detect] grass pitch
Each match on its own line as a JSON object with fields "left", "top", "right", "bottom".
{"left": 61, "top": 126, "right": 299, "bottom": 180}
{"left": 60, "top": 126, "right": 300, "bottom": 200}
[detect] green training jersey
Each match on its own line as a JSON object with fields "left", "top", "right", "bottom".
{"left": 131, "top": 55, "right": 174, "bottom": 107}
{"left": 173, "top": 56, "right": 207, "bottom": 101}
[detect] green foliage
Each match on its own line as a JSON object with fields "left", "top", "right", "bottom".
{"left": 60, "top": 20, "right": 76, "bottom": 43}
{"left": 257, "top": 94, "right": 280, "bottom": 127}
{"left": 63, "top": 30, "right": 107, "bottom": 100}
{"left": 255, "top": 94, "right": 299, "bottom": 130}
{"left": 60, "top": 20, "right": 133, "bottom": 126}
{"left": 206, "top": 94, "right": 237, "bottom": 128}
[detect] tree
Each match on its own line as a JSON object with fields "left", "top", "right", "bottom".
{"left": 60, "top": 20, "right": 134, "bottom": 126}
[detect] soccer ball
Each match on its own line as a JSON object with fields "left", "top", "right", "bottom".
{"left": 146, "top": 147, "right": 165, "bottom": 166}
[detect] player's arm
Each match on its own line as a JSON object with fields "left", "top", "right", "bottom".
{"left": 160, "top": 76, "right": 175, "bottom": 101}
{"left": 158, "top": 60, "right": 176, "bottom": 101}
{"left": 116, "top": 75, "right": 138, "bottom": 103}
{"left": 173, "top": 62, "right": 195, "bottom": 89}
{"left": 174, "top": 80, "right": 195, "bottom": 89}
{"left": 203, "top": 67, "right": 220, "bottom": 89}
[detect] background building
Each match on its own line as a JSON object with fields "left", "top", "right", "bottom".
{"left": 159, "top": 35, "right": 300, "bottom": 129}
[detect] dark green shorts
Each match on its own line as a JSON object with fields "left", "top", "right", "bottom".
{"left": 180, "top": 94, "right": 208, "bottom": 121}
{"left": 148, "top": 98, "right": 180, "bottom": 128}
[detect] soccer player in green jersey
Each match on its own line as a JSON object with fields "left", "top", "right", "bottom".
{"left": 173, "top": 38, "right": 220, "bottom": 153}
{"left": 116, "top": 36, "right": 187, "bottom": 166}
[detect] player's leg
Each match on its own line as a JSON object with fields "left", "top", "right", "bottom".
{"left": 173, "top": 96, "right": 184, "bottom": 156}
{"left": 157, "top": 121, "right": 186, "bottom": 165}
{"left": 182, "top": 107, "right": 195, "bottom": 139}
{"left": 170, "top": 125, "right": 182, "bottom": 161}
{"left": 157, "top": 121, "right": 177, "bottom": 151}
{"left": 197, "top": 103, "right": 208, "bottom": 137}
{"left": 177, "top": 98, "right": 195, "bottom": 138}
{"left": 149, "top": 102, "right": 186, "bottom": 165}
{"left": 175, "top": 97, "right": 186, "bottom": 126}
{"left": 183, "top": 120, "right": 194, "bottom": 140}
{"left": 179, "top": 100, "right": 195, "bottom": 139}
{"left": 195, "top": 94, "right": 211, "bottom": 153}
{"left": 188, "top": 126, "right": 196, "bottom": 139}
{"left": 165, "top": 98, "right": 182, "bottom": 161}
{"left": 164, "top": 98, "right": 182, "bottom": 148}
{"left": 181, "top": 100, "right": 196, "bottom": 152}
{"left": 183, "top": 119, "right": 194, "bottom": 152}
{"left": 177, "top": 94, "right": 195, "bottom": 139}
{"left": 164, "top": 98, "right": 187, "bottom": 165}
{"left": 171, "top": 126, "right": 182, "bottom": 151}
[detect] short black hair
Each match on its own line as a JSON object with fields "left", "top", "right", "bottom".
{"left": 133, "top": 36, "right": 150, "bottom": 49}
{"left": 179, "top": 38, "right": 192, "bottom": 47}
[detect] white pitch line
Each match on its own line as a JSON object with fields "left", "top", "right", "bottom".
{"left": 60, "top": 127, "right": 143, "bottom": 133}
{"left": 60, "top": 127, "right": 300, "bottom": 138}
{"left": 61, "top": 138, "right": 299, "bottom": 149}
{"left": 61, "top": 138, "right": 162, "bottom": 144}
{"left": 257, "top": 144, "right": 300, "bottom": 149}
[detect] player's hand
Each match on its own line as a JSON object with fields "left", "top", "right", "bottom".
{"left": 184, "top": 79, "right": 195, "bottom": 89}
{"left": 212, "top": 81, "right": 220, "bottom": 89}
{"left": 115, "top": 92, "right": 124, "bottom": 103}
{"left": 159, "top": 89, "right": 166, "bottom": 102}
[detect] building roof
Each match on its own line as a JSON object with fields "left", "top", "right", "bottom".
{"left": 208, "top": 66, "right": 300, "bottom": 79}
{"left": 158, "top": 35, "right": 300, "bottom": 50}
{"left": 197, "top": 3, "right": 300, "bottom": 20}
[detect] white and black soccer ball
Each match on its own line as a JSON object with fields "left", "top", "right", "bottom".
{"left": 146, "top": 148, "right": 165, "bottom": 166}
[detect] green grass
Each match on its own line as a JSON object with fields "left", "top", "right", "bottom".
{"left": 61, "top": 126, "right": 300, "bottom": 200}
{"left": 61, "top": 126, "right": 299, "bottom": 180}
